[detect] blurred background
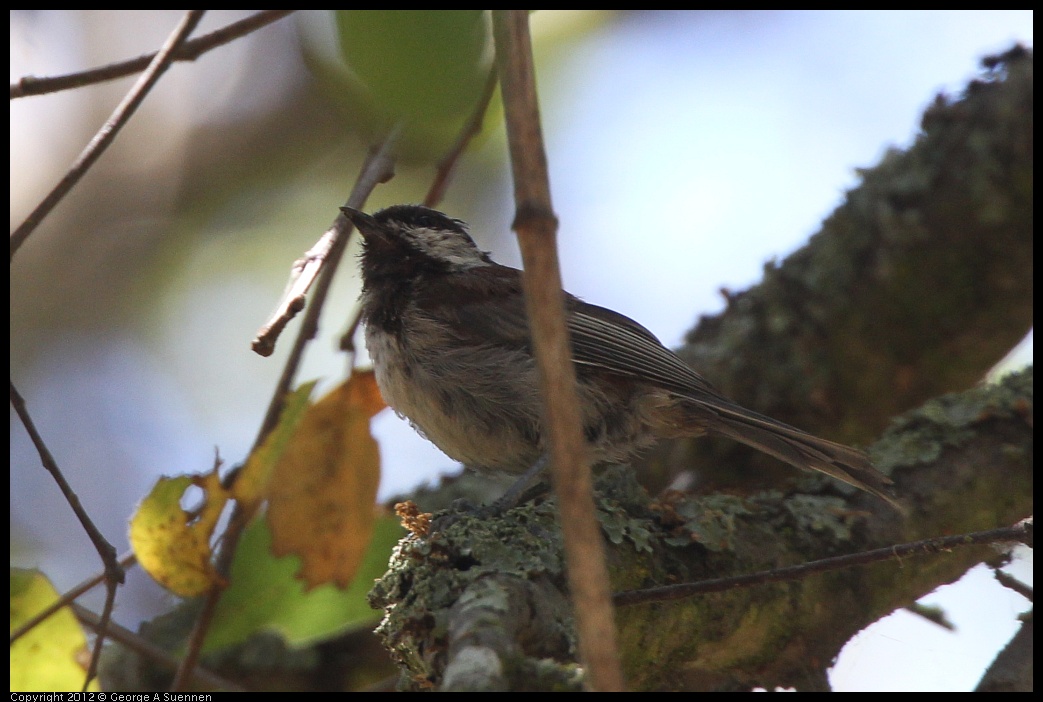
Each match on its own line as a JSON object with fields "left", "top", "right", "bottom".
{"left": 10, "top": 10, "right": 1032, "bottom": 690}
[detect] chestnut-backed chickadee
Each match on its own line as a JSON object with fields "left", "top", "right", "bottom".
{"left": 343, "top": 204, "right": 899, "bottom": 509}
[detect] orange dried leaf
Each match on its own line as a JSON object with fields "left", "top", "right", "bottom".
{"left": 346, "top": 368, "right": 386, "bottom": 418}
{"left": 129, "top": 471, "right": 230, "bottom": 597}
{"left": 267, "top": 372, "right": 385, "bottom": 589}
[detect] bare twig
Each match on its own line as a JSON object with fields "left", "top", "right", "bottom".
{"left": 173, "top": 132, "right": 400, "bottom": 692}
{"left": 905, "top": 602, "right": 955, "bottom": 630}
{"left": 82, "top": 577, "right": 119, "bottom": 691}
{"left": 613, "top": 521, "right": 1035, "bottom": 607}
{"left": 10, "top": 382, "right": 125, "bottom": 588}
{"left": 10, "top": 485, "right": 232, "bottom": 646}
{"left": 262, "top": 66, "right": 497, "bottom": 361}
{"left": 250, "top": 132, "right": 398, "bottom": 442}
{"left": 338, "top": 65, "right": 499, "bottom": 356}
{"left": 9, "top": 551, "right": 137, "bottom": 645}
{"left": 169, "top": 505, "right": 247, "bottom": 692}
{"left": 10, "top": 10, "right": 207, "bottom": 261}
{"left": 10, "top": 10, "right": 295, "bottom": 99}
{"left": 492, "top": 10, "right": 624, "bottom": 692}
{"left": 11, "top": 12, "right": 206, "bottom": 674}
{"left": 993, "top": 566, "right": 1033, "bottom": 602}
{"left": 10, "top": 381, "right": 125, "bottom": 691}
{"left": 252, "top": 244, "right": 334, "bottom": 358}
{"left": 424, "top": 66, "right": 499, "bottom": 207}
{"left": 12, "top": 14, "right": 295, "bottom": 679}
{"left": 252, "top": 130, "right": 400, "bottom": 361}
{"left": 337, "top": 305, "right": 367, "bottom": 359}
{"left": 72, "top": 603, "right": 246, "bottom": 692}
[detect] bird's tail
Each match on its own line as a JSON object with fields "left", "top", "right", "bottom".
{"left": 683, "top": 399, "right": 903, "bottom": 512}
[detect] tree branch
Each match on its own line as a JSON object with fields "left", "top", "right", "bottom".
{"left": 10, "top": 380, "right": 126, "bottom": 692}
{"left": 645, "top": 45, "right": 1033, "bottom": 496}
{"left": 371, "top": 367, "right": 1032, "bottom": 690}
{"left": 492, "top": 10, "right": 623, "bottom": 691}
{"left": 10, "top": 10, "right": 295, "bottom": 99}
{"left": 10, "top": 10, "right": 207, "bottom": 260}
{"left": 613, "top": 521, "right": 1033, "bottom": 606}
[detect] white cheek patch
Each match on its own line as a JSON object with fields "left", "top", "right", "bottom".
{"left": 410, "top": 227, "right": 492, "bottom": 270}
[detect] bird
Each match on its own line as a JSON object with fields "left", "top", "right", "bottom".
{"left": 342, "top": 204, "right": 900, "bottom": 510}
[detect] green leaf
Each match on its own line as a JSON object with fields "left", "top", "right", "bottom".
{"left": 335, "top": 10, "right": 490, "bottom": 150}
{"left": 203, "top": 513, "right": 406, "bottom": 652}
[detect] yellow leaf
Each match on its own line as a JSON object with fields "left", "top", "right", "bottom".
{"left": 129, "top": 470, "right": 230, "bottom": 596}
{"left": 10, "top": 568, "right": 100, "bottom": 692}
{"left": 267, "top": 371, "right": 385, "bottom": 589}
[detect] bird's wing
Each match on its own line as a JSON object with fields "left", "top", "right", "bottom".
{"left": 425, "top": 269, "right": 726, "bottom": 399}
{"left": 422, "top": 274, "right": 900, "bottom": 508}
{"left": 566, "top": 298, "right": 727, "bottom": 400}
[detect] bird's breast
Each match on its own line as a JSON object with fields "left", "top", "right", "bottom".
{"left": 364, "top": 316, "right": 544, "bottom": 472}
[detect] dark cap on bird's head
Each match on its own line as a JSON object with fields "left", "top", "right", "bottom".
{"left": 343, "top": 205, "right": 494, "bottom": 272}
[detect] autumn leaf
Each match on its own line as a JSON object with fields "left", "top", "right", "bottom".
{"left": 267, "top": 371, "right": 385, "bottom": 589}
{"left": 129, "top": 469, "right": 230, "bottom": 596}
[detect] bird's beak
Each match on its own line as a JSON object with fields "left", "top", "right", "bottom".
{"left": 340, "top": 206, "right": 380, "bottom": 239}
